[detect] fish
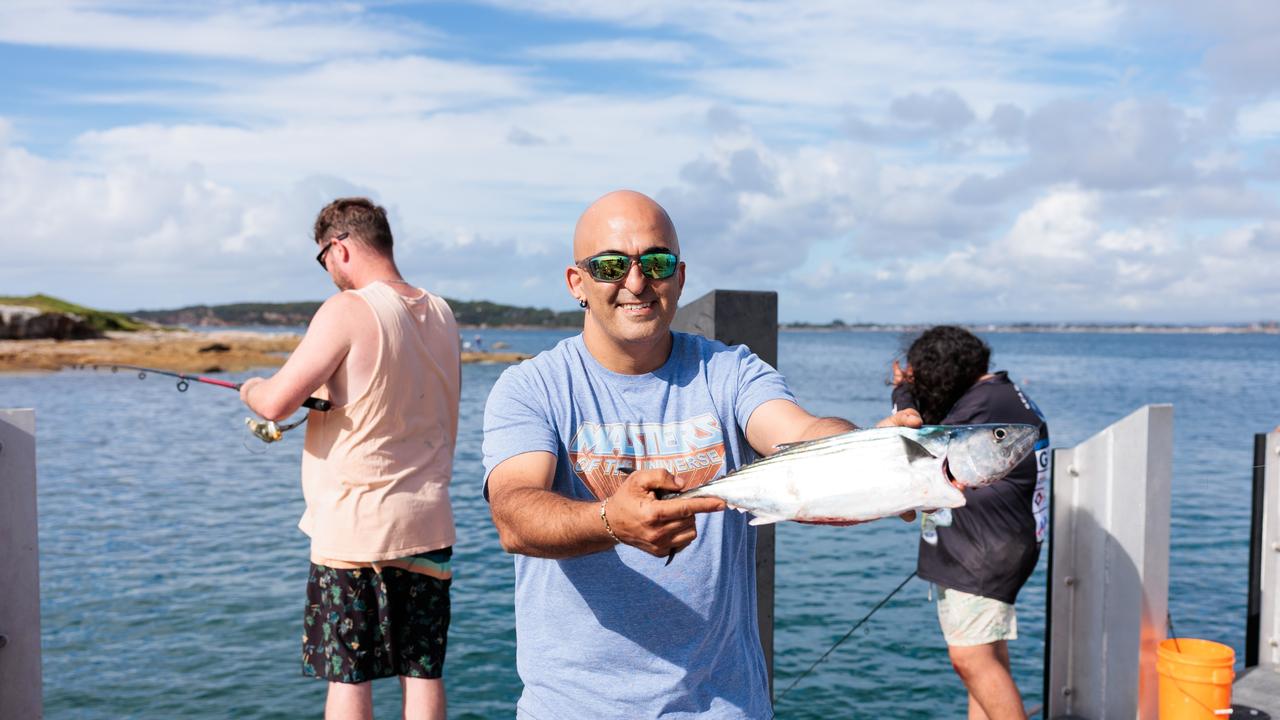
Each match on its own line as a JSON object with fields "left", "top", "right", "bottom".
{"left": 662, "top": 424, "right": 1038, "bottom": 526}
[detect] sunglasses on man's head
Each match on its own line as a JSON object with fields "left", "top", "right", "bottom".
{"left": 315, "top": 232, "right": 349, "bottom": 270}
{"left": 575, "top": 251, "right": 679, "bottom": 283}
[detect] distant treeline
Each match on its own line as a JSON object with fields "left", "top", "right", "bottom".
{"left": 132, "top": 299, "right": 585, "bottom": 328}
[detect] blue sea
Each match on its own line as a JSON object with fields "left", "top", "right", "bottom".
{"left": 5, "top": 329, "right": 1278, "bottom": 718}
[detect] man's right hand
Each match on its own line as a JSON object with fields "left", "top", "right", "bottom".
{"left": 605, "top": 469, "right": 725, "bottom": 558}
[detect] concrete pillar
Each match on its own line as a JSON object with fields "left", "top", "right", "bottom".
{"left": 672, "top": 290, "right": 778, "bottom": 697}
{"left": 0, "top": 408, "right": 41, "bottom": 719}
{"left": 1046, "top": 404, "right": 1172, "bottom": 720}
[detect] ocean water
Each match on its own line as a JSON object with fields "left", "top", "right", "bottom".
{"left": 4, "top": 329, "right": 1278, "bottom": 718}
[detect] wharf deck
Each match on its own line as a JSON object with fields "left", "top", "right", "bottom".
{"left": 1235, "top": 666, "right": 1280, "bottom": 718}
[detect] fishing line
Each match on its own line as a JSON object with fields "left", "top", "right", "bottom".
{"left": 775, "top": 569, "right": 918, "bottom": 705}
{"left": 1166, "top": 609, "right": 1183, "bottom": 653}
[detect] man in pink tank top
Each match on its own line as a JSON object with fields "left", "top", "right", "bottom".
{"left": 241, "top": 198, "right": 461, "bottom": 720}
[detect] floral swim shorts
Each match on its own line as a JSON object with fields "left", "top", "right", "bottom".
{"left": 302, "top": 547, "right": 452, "bottom": 683}
{"left": 934, "top": 585, "right": 1018, "bottom": 647}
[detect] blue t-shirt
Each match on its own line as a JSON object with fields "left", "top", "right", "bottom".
{"left": 482, "top": 332, "right": 794, "bottom": 719}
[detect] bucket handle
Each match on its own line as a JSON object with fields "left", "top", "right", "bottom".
{"left": 1170, "top": 675, "right": 1233, "bottom": 716}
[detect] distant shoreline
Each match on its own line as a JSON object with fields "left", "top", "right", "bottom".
{"left": 780, "top": 323, "right": 1280, "bottom": 335}
{"left": 0, "top": 329, "right": 531, "bottom": 374}
{"left": 184, "top": 321, "right": 1280, "bottom": 335}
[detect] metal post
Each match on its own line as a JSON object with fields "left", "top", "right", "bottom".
{"left": 1046, "top": 404, "right": 1173, "bottom": 720}
{"left": 1234, "top": 431, "right": 1280, "bottom": 713}
{"left": 0, "top": 408, "right": 41, "bottom": 720}
{"left": 672, "top": 290, "right": 778, "bottom": 697}
{"left": 1247, "top": 431, "right": 1280, "bottom": 670}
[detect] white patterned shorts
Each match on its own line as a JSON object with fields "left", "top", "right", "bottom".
{"left": 935, "top": 585, "right": 1018, "bottom": 647}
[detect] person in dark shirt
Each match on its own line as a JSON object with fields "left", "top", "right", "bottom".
{"left": 891, "top": 326, "right": 1049, "bottom": 720}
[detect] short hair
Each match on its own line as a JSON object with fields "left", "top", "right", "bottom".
{"left": 904, "top": 325, "right": 991, "bottom": 425}
{"left": 313, "top": 197, "right": 394, "bottom": 255}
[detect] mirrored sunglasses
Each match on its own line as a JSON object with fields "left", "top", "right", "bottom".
{"left": 576, "top": 251, "right": 679, "bottom": 283}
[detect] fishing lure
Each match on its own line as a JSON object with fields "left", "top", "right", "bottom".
{"left": 97, "top": 364, "right": 330, "bottom": 443}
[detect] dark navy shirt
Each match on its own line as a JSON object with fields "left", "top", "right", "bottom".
{"left": 892, "top": 372, "right": 1050, "bottom": 604}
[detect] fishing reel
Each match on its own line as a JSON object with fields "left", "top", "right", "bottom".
{"left": 245, "top": 417, "right": 284, "bottom": 443}
{"left": 244, "top": 416, "right": 307, "bottom": 444}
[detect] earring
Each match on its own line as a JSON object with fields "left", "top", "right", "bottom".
{"left": 578, "top": 298, "right": 588, "bottom": 308}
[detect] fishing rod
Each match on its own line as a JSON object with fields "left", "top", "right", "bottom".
{"left": 96, "top": 364, "right": 331, "bottom": 443}
{"left": 100, "top": 364, "right": 331, "bottom": 411}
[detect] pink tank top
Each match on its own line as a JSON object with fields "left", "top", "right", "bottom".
{"left": 299, "top": 282, "right": 460, "bottom": 561}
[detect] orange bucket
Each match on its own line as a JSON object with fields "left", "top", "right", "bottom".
{"left": 1156, "top": 638, "right": 1234, "bottom": 719}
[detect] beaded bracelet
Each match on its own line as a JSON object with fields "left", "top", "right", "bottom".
{"left": 599, "top": 497, "right": 620, "bottom": 544}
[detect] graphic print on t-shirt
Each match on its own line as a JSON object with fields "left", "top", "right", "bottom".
{"left": 568, "top": 413, "right": 727, "bottom": 500}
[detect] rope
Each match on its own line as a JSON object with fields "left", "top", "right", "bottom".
{"left": 775, "top": 570, "right": 918, "bottom": 704}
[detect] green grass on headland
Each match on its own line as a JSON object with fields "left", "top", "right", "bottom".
{"left": 0, "top": 294, "right": 152, "bottom": 332}
{"left": 132, "top": 299, "right": 585, "bottom": 328}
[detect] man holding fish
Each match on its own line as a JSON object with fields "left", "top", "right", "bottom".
{"left": 481, "top": 190, "right": 924, "bottom": 718}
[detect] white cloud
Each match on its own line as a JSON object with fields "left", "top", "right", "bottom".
{"left": 1238, "top": 99, "right": 1280, "bottom": 141}
{"left": 0, "top": 0, "right": 429, "bottom": 63}
{"left": 1003, "top": 187, "right": 1100, "bottom": 262}
{"left": 1137, "top": 0, "right": 1280, "bottom": 96}
{"left": 2, "top": 0, "right": 1278, "bottom": 323}
{"left": 526, "top": 39, "right": 695, "bottom": 64}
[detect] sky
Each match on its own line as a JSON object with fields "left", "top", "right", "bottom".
{"left": 1, "top": 1, "right": 1278, "bottom": 323}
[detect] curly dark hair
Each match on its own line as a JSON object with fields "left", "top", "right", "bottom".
{"left": 904, "top": 325, "right": 990, "bottom": 424}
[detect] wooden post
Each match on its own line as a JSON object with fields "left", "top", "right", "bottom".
{"left": 1045, "top": 405, "right": 1172, "bottom": 720}
{"left": 672, "top": 290, "right": 779, "bottom": 698}
{"left": 0, "top": 409, "right": 41, "bottom": 720}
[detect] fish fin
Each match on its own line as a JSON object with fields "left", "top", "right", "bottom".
{"left": 749, "top": 514, "right": 784, "bottom": 526}
{"left": 665, "top": 549, "right": 678, "bottom": 565}
{"left": 899, "top": 436, "right": 935, "bottom": 464}
{"left": 771, "top": 440, "right": 808, "bottom": 454}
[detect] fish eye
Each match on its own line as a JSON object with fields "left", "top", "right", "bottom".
{"left": 994, "top": 428, "right": 1007, "bottom": 441}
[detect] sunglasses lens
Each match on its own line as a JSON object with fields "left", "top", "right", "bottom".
{"left": 639, "top": 252, "right": 678, "bottom": 279}
{"left": 588, "top": 255, "right": 631, "bottom": 282}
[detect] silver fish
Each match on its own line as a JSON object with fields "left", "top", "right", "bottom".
{"left": 665, "top": 424, "right": 1038, "bottom": 525}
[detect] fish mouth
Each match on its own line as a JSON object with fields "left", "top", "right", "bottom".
{"left": 941, "top": 457, "right": 963, "bottom": 490}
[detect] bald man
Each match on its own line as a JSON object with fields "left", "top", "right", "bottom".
{"left": 481, "top": 190, "right": 919, "bottom": 718}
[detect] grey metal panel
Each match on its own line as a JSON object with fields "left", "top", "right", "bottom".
{"left": 1046, "top": 405, "right": 1173, "bottom": 720}
{"left": 0, "top": 409, "right": 41, "bottom": 720}
{"left": 672, "top": 290, "right": 778, "bottom": 697}
{"left": 1260, "top": 432, "right": 1280, "bottom": 669}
